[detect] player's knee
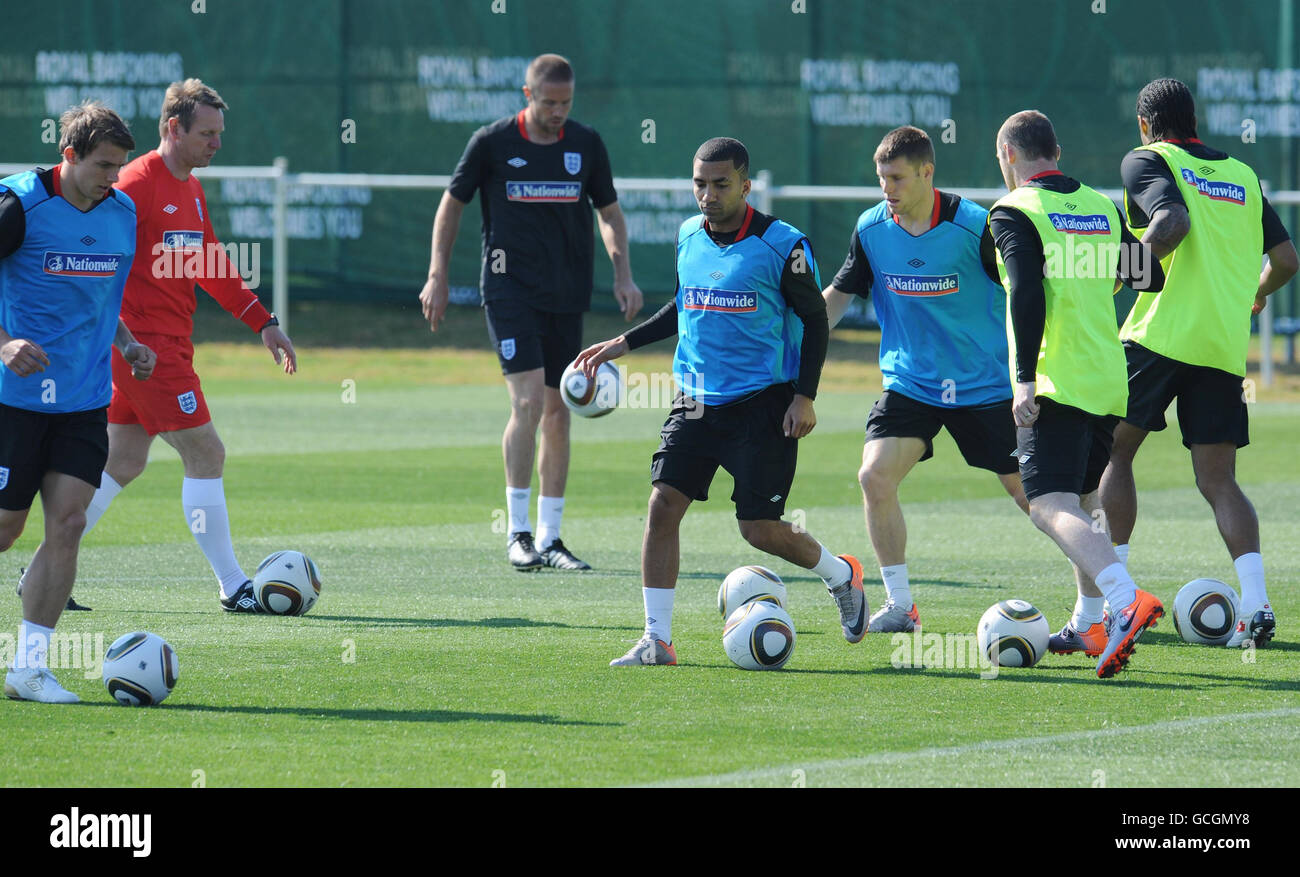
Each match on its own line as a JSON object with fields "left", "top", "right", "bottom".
{"left": 0, "top": 523, "right": 23, "bottom": 553}
{"left": 48, "top": 508, "right": 88, "bottom": 542}
{"left": 510, "top": 393, "right": 544, "bottom": 428}
{"left": 858, "top": 463, "right": 896, "bottom": 502}
{"left": 1026, "top": 500, "right": 1055, "bottom": 534}
{"left": 1193, "top": 468, "right": 1233, "bottom": 502}
{"left": 738, "top": 519, "right": 775, "bottom": 550}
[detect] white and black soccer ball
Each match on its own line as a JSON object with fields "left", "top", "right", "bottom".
{"left": 977, "top": 600, "right": 1050, "bottom": 668}
{"left": 252, "top": 550, "right": 322, "bottom": 616}
{"left": 717, "top": 565, "right": 787, "bottom": 619}
{"left": 723, "top": 601, "right": 796, "bottom": 670}
{"left": 560, "top": 360, "right": 622, "bottom": 418}
{"left": 1172, "top": 578, "right": 1239, "bottom": 646}
{"left": 102, "top": 631, "right": 179, "bottom": 706}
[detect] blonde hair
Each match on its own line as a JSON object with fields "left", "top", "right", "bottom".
{"left": 159, "top": 78, "right": 228, "bottom": 139}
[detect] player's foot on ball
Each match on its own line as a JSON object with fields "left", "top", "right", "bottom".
{"left": 609, "top": 633, "right": 677, "bottom": 667}
{"left": 5, "top": 667, "right": 80, "bottom": 704}
{"left": 867, "top": 599, "right": 919, "bottom": 633}
{"left": 508, "top": 532, "right": 544, "bottom": 572}
{"left": 1096, "top": 590, "right": 1163, "bottom": 679}
{"left": 828, "top": 554, "right": 868, "bottom": 644}
{"left": 1226, "top": 602, "right": 1275, "bottom": 649}
{"left": 540, "top": 539, "right": 591, "bottom": 571}
{"left": 16, "top": 567, "right": 91, "bottom": 611}
{"left": 220, "top": 580, "right": 264, "bottom": 614}
{"left": 1048, "top": 620, "right": 1107, "bottom": 657}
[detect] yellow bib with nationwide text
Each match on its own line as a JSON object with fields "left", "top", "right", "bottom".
{"left": 1121, "top": 141, "right": 1263, "bottom": 376}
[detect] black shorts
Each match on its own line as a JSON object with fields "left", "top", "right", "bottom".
{"left": 0, "top": 404, "right": 108, "bottom": 511}
{"left": 1016, "top": 398, "right": 1115, "bottom": 501}
{"left": 484, "top": 298, "right": 584, "bottom": 388}
{"left": 1122, "top": 341, "right": 1249, "bottom": 449}
{"left": 650, "top": 384, "right": 798, "bottom": 521}
{"left": 864, "top": 390, "right": 1019, "bottom": 475}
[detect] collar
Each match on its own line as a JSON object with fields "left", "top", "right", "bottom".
{"left": 891, "top": 189, "right": 942, "bottom": 230}
{"left": 704, "top": 204, "right": 755, "bottom": 242}
{"left": 516, "top": 109, "right": 565, "bottom": 142}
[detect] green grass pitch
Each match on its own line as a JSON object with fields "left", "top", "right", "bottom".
{"left": 2, "top": 338, "right": 1297, "bottom": 787}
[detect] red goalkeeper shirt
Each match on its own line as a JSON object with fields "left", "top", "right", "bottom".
{"left": 116, "top": 150, "right": 270, "bottom": 338}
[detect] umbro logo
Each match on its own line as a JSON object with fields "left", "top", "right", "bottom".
{"left": 1064, "top": 202, "right": 1077, "bottom": 210}
{"left": 907, "top": 258, "right": 925, "bottom": 268}
{"left": 769, "top": 494, "right": 782, "bottom": 502}
{"left": 507, "top": 157, "right": 527, "bottom": 168}
{"left": 80, "top": 235, "right": 95, "bottom": 245}
{"left": 1199, "top": 166, "right": 1215, "bottom": 175}
{"left": 163, "top": 204, "right": 178, "bottom": 214}
{"left": 709, "top": 270, "right": 724, "bottom": 280}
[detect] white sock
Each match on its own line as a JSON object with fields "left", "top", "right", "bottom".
{"left": 536, "top": 495, "right": 565, "bottom": 550}
{"left": 1234, "top": 552, "right": 1267, "bottom": 607}
{"left": 506, "top": 487, "right": 531, "bottom": 537}
{"left": 83, "top": 472, "right": 123, "bottom": 535}
{"left": 644, "top": 587, "right": 675, "bottom": 643}
{"left": 1072, "top": 593, "right": 1105, "bottom": 628}
{"left": 1113, "top": 543, "right": 1130, "bottom": 567}
{"left": 813, "top": 546, "right": 851, "bottom": 587}
{"left": 881, "top": 563, "right": 910, "bottom": 608}
{"left": 1094, "top": 562, "right": 1136, "bottom": 612}
{"left": 182, "top": 477, "right": 247, "bottom": 597}
{"left": 16, "top": 619, "right": 54, "bottom": 670}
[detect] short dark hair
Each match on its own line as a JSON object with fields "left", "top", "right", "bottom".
{"left": 59, "top": 101, "right": 135, "bottom": 158}
{"left": 159, "top": 78, "right": 228, "bottom": 139}
{"left": 694, "top": 137, "right": 749, "bottom": 179}
{"left": 999, "top": 110, "right": 1058, "bottom": 162}
{"left": 526, "top": 54, "right": 574, "bottom": 91}
{"left": 873, "top": 126, "right": 934, "bottom": 168}
{"left": 1137, "top": 78, "right": 1198, "bottom": 141}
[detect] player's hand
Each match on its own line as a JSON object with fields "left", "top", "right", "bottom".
{"left": 783, "top": 394, "right": 816, "bottom": 439}
{"left": 262, "top": 326, "right": 297, "bottom": 375}
{"left": 0, "top": 338, "right": 49, "bottom": 377}
{"left": 573, "top": 336, "right": 629, "bottom": 378}
{"left": 613, "top": 278, "right": 643, "bottom": 321}
{"left": 419, "top": 276, "right": 450, "bottom": 332}
{"left": 1252, "top": 291, "right": 1268, "bottom": 316}
{"left": 123, "top": 342, "right": 156, "bottom": 381}
{"left": 1013, "top": 381, "right": 1039, "bottom": 427}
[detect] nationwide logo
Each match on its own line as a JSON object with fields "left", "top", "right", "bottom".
{"left": 43, "top": 251, "right": 122, "bottom": 276}
{"left": 1046, "top": 213, "right": 1112, "bottom": 235}
{"left": 161, "top": 230, "right": 203, "bottom": 251}
{"left": 681, "top": 286, "right": 757, "bottom": 313}
{"left": 1179, "top": 168, "right": 1246, "bottom": 205}
{"left": 506, "top": 181, "right": 581, "bottom": 202}
{"left": 881, "top": 272, "right": 959, "bottom": 297}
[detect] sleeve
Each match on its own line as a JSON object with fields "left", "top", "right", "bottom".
{"left": 198, "top": 190, "right": 272, "bottom": 332}
{"left": 447, "top": 128, "right": 487, "bottom": 204}
{"left": 1261, "top": 194, "right": 1291, "bottom": 252}
{"left": 1116, "top": 218, "right": 1164, "bottom": 292}
{"left": 586, "top": 131, "right": 618, "bottom": 210}
{"left": 830, "top": 227, "right": 874, "bottom": 298}
{"left": 623, "top": 300, "right": 678, "bottom": 350}
{"left": 780, "top": 239, "right": 828, "bottom": 400}
{"left": 979, "top": 224, "right": 1001, "bottom": 284}
{"left": 0, "top": 190, "right": 24, "bottom": 260}
{"left": 1120, "top": 149, "right": 1185, "bottom": 229}
{"left": 989, "top": 206, "right": 1045, "bottom": 384}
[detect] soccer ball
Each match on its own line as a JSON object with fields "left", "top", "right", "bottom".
{"left": 1172, "top": 578, "right": 1239, "bottom": 646}
{"left": 102, "top": 631, "right": 179, "bottom": 706}
{"left": 252, "top": 550, "right": 322, "bottom": 616}
{"left": 977, "top": 600, "right": 1050, "bottom": 668}
{"left": 723, "top": 601, "right": 796, "bottom": 670}
{"left": 560, "top": 360, "right": 622, "bottom": 417}
{"left": 717, "top": 565, "right": 787, "bottom": 619}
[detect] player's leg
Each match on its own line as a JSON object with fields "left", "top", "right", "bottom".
{"left": 611, "top": 396, "right": 717, "bottom": 666}
{"left": 502, "top": 367, "right": 547, "bottom": 570}
{"left": 83, "top": 423, "right": 154, "bottom": 534}
{"left": 1049, "top": 489, "right": 1109, "bottom": 657}
{"left": 1098, "top": 421, "right": 1148, "bottom": 559}
{"left": 535, "top": 311, "right": 588, "bottom": 568}
{"left": 727, "top": 385, "right": 864, "bottom": 643}
{"left": 158, "top": 421, "right": 253, "bottom": 607}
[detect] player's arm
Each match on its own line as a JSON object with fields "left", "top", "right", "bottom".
{"left": 418, "top": 189, "right": 467, "bottom": 332}
{"left": 575, "top": 299, "right": 677, "bottom": 379}
{"left": 595, "top": 201, "right": 643, "bottom": 320}
{"left": 1121, "top": 149, "right": 1190, "bottom": 260}
{"left": 780, "top": 240, "right": 828, "bottom": 439}
{"left": 0, "top": 190, "right": 49, "bottom": 376}
{"left": 113, "top": 318, "right": 155, "bottom": 381}
{"left": 988, "top": 207, "right": 1045, "bottom": 427}
{"left": 1116, "top": 220, "right": 1165, "bottom": 293}
{"left": 1253, "top": 196, "right": 1299, "bottom": 314}
{"left": 823, "top": 227, "right": 873, "bottom": 329}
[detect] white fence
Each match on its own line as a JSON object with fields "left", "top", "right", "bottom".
{"left": 3, "top": 161, "right": 1297, "bottom": 385}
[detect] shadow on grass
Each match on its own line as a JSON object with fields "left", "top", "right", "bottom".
{"left": 858, "top": 664, "right": 1195, "bottom": 690}
{"left": 297, "top": 615, "right": 641, "bottom": 632}
{"left": 77, "top": 701, "right": 618, "bottom": 726}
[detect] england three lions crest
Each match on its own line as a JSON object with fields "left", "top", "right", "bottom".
{"left": 177, "top": 391, "right": 198, "bottom": 415}
{"left": 564, "top": 152, "right": 581, "bottom": 175}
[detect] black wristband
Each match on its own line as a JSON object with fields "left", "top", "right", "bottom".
{"left": 259, "top": 314, "right": 279, "bottom": 332}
